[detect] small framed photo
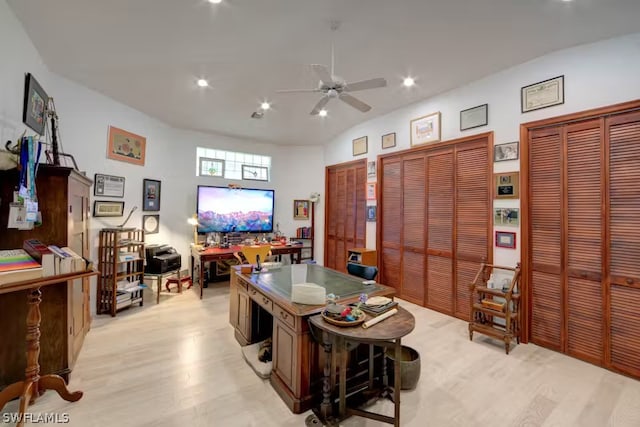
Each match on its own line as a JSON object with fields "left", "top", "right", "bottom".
{"left": 495, "top": 172, "right": 519, "bottom": 199}
{"left": 366, "top": 205, "right": 377, "bottom": 222}
{"left": 366, "top": 182, "right": 377, "bottom": 200}
{"left": 22, "top": 73, "right": 49, "bottom": 135}
{"left": 521, "top": 75, "right": 564, "bottom": 113}
{"left": 495, "top": 231, "right": 517, "bottom": 249}
{"left": 494, "top": 208, "right": 519, "bottom": 227}
{"left": 107, "top": 126, "right": 146, "bottom": 166}
{"left": 382, "top": 132, "right": 396, "bottom": 149}
{"left": 494, "top": 141, "right": 519, "bottom": 162}
{"left": 460, "top": 104, "right": 488, "bottom": 131}
{"left": 142, "top": 214, "right": 160, "bottom": 234}
{"left": 241, "top": 165, "right": 268, "bottom": 181}
{"left": 353, "top": 136, "right": 368, "bottom": 156}
{"left": 94, "top": 173, "right": 125, "bottom": 198}
{"left": 93, "top": 201, "right": 125, "bottom": 217}
{"left": 367, "top": 161, "right": 376, "bottom": 178}
{"left": 142, "top": 179, "right": 161, "bottom": 211}
{"left": 293, "top": 199, "right": 310, "bottom": 220}
{"left": 410, "top": 112, "right": 441, "bottom": 146}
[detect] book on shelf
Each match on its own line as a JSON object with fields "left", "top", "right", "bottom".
{"left": 61, "top": 247, "right": 87, "bottom": 272}
{"left": 23, "top": 239, "right": 56, "bottom": 276}
{"left": 0, "top": 249, "right": 44, "bottom": 285}
{"left": 48, "top": 245, "right": 73, "bottom": 274}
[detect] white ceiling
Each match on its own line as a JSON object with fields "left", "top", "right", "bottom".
{"left": 8, "top": 0, "right": 640, "bottom": 145}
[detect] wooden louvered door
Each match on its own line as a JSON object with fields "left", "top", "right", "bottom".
{"left": 565, "top": 119, "right": 603, "bottom": 365}
{"left": 528, "top": 127, "right": 563, "bottom": 351}
{"left": 324, "top": 160, "right": 366, "bottom": 272}
{"left": 401, "top": 155, "right": 426, "bottom": 305}
{"left": 380, "top": 159, "right": 402, "bottom": 290}
{"left": 425, "top": 150, "right": 455, "bottom": 314}
{"left": 606, "top": 110, "right": 640, "bottom": 378}
{"left": 455, "top": 142, "right": 491, "bottom": 320}
{"left": 379, "top": 133, "right": 491, "bottom": 319}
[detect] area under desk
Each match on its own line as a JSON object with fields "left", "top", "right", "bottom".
{"left": 190, "top": 244, "right": 302, "bottom": 299}
{"left": 228, "top": 264, "right": 396, "bottom": 413}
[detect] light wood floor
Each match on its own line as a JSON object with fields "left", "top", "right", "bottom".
{"left": 4, "top": 282, "right": 640, "bottom": 427}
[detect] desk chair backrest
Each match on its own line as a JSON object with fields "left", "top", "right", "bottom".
{"left": 238, "top": 245, "right": 272, "bottom": 265}
{"left": 346, "top": 262, "right": 378, "bottom": 281}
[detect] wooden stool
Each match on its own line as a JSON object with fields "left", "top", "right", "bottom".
{"left": 165, "top": 275, "right": 192, "bottom": 292}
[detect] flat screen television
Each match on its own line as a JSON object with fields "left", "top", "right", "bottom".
{"left": 196, "top": 185, "right": 274, "bottom": 233}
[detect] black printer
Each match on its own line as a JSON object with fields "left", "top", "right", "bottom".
{"left": 145, "top": 244, "right": 181, "bottom": 274}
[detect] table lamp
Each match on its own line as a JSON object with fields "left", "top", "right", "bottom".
{"left": 187, "top": 214, "right": 200, "bottom": 247}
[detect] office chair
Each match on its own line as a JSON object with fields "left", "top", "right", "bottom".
{"left": 346, "top": 262, "right": 378, "bottom": 281}
{"left": 234, "top": 245, "right": 273, "bottom": 270}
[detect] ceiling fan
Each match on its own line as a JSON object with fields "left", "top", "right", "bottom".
{"left": 277, "top": 30, "right": 387, "bottom": 115}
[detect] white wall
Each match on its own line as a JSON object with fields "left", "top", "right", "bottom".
{"left": 0, "top": 1, "right": 324, "bottom": 315}
{"left": 324, "top": 32, "right": 640, "bottom": 269}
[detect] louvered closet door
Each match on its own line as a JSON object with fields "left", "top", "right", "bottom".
{"left": 380, "top": 159, "right": 402, "bottom": 290}
{"left": 325, "top": 169, "right": 338, "bottom": 268}
{"left": 565, "top": 120, "right": 603, "bottom": 364}
{"left": 529, "top": 128, "right": 563, "bottom": 351}
{"left": 607, "top": 111, "right": 640, "bottom": 377}
{"left": 455, "top": 142, "right": 490, "bottom": 320}
{"left": 401, "top": 155, "right": 426, "bottom": 305}
{"left": 426, "top": 150, "right": 454, "bottom": 314}
{"left": 354, "top": 166, "right": 367, "bottom": 251}
{"left": 334, "top": 169, "right": 347, "bottom": 270}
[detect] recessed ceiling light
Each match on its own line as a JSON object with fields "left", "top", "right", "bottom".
{"left": 208, "top": 0, "right": 222, "bottom": 4}
{"left": 318, "top": 109, "right": 328, "bottom": 117}
{"left": 260, "top": 101, "right": 271, "bottom": 110}
{"left": 197, "top": 79, "right": 209, "bottom": 87}
{"left": 403, "top": 77, "right": 415, "bottom": 87}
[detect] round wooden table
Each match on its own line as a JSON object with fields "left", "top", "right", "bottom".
{"left": 308, "top": 306, "right": 415, "bottom": 427}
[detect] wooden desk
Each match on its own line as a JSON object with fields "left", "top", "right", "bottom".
{"left": 229, "top": 264, "right": 396, "bottom": 413}
{"left": 309, "top": 307, "right": 415, "bottom": 426}
{"left": 0, "top": 270, "right": 99, "bottom": 427}
{"left": 191, "top": 244, "right": 302, "bottom": 299}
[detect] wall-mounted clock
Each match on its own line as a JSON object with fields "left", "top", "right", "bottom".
{"left": 142, "top": 214, "right": 159, "bottom": 234}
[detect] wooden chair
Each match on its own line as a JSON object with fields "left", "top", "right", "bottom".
{"left": 468, "top": 262, "right": 521, "bottom": 354}
{"left": 346, "top": 262, "right": 378, "bottom": 281}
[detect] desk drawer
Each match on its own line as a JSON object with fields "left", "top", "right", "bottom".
{"left": 249, "top": 287, "right": 273, "bottom": 313}
{"left": 274, "top": 303, "right": 296, "bottom": 330}
{"left": 236, "top": 277, "right": 249, "bottom": 291}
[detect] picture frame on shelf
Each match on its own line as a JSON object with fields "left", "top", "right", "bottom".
{"left": 241, "top": 164, "right": 269, "bottom": 181}
{"left": 410, "top": 112, "right": 441, "bottom": 146}
{"left": 22, "top": 73, "right": 48, "bottom": 135}
{"left": 107, "top": 126, "right": 146, "bottom": 166}
{"left": 352, "top": 136, "right": 368, "bottom": 156}
{"left": 493, "top": 208, "right": 519, "bottom": 227}
{"left": 494, "top": 141, "right": 519, "bottom": 162}
{"left": 381, "top": 132, "right": 396, "bottom": 149}
{"left": 495, "top": 172, "right": 519, "bottom": 199}
{"left": 460, "top": 103, "right": 488, "bottom": 131}
{"left": 93, "top": 201, "right": 125, "bottom": 217}
{"left": 366, "top": 182, "right": 377, "bottom": 200}
{"left": 94, "top": 173, "right": 125, "bottom": 198}
{"left": 521, "top": 75, "right": 564, "bottom": 113}
{"left": 293, "top": 199, "right": 310, "bottom": 220}
{"left": 142, "top": 178, "right": 161, "bottom": 211}
{"left": 366, "top": 205, "right": 377, "bottom": 222}
{"left": 142, "top": 214, "right": 160, "bottom": 234}
{"left": 495, "top": 231, "right": 517, "bottom": 249}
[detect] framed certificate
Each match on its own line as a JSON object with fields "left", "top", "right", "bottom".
{"left": 521, "top": 75, "right": 564, "bottom": 113}
{"left": 94, "top": 173, "right": 125, "bottom": 197}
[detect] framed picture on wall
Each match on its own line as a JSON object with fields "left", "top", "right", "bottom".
{"left": 495, "top": 172, "right": 519, "bottom": 199}
{"left": 353, "top": 136, "right": 368, "bottom": 156}
{"left": 293, "top": 199, "right": 310, "bottom": 220}
{"left": 381, "top": 132, "right": 396, "bottom": 149}
{"left": 107, "top": 126, "right": 146, "bottom": 166}
{"left": 521, "top": 75, "right": 564, "bottom": 113}
{"left": 366, "top": 205, "right": 377, "bottom": 222}
{"left": 410, "top": 112, "right": 441, "bottom": 146}
{"left": 142, "top": 179, "right": 161, "bottom": 211}
{"left": 460, "top": 104, "right": 488, "bottom": 131}
{"left": 366, "top": 182, "right": 377, "bottom": 200}
{"left": 495, "top": 231, "right": 517, "bottom": 249}
{"left": 93, "top": 201, "right": 125, "bottom": 217}
{"left": 494, "top": 208, "right": 519, "bottom": 226}
{"left": 142, "top": 215, "right": 160, "bottom": 234}
{"left": 494, "top": 141, "right": 519, "bottom": 162}
{"left": 22, "top": 73, "right": 48, "bottom": 135}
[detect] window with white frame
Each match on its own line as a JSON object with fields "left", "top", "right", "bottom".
{"left": 196, "top": 148, "right": 271, "bottom": 181}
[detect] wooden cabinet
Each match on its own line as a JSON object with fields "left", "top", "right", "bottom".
{"left": 273, "top": 318, "right": 297, "bottom": 394}
{"left": 347, "top": 248, "right": 377, "bottom": 266}
{"left": 0, "top": 166, "right": 92, "bottom": 386}
{"left": 97, "top": 228, "right": 145, "bottom": 316}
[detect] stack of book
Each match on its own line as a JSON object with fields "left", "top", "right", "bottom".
{"left": 0, "top": 249, "right": 43, "bottom": 285}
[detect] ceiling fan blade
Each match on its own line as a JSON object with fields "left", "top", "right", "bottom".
{"left": 276, "top": 88, "right": 322, "bottom": 94}
{"left": 311, "top": 64, "right": 333, "bottom": 85}
{"left": 344, "top": 77, "right": 387, "bottom": 92}
{"left": 310, "top": 96, "right": 330, "bottom": 115}
{"left": 339, "top": 93, "right": 371, "bottom": 112}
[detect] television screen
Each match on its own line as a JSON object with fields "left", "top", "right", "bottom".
{"left": 197, "top": 186, "right": 274, "bottom": 233}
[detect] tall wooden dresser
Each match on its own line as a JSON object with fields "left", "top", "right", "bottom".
{"left": 0, "top": 165, "right": 92, "bottom": 388}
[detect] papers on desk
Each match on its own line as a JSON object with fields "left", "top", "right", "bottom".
{"left": 291, "top": 283, "right": 326, "bottom": 305}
